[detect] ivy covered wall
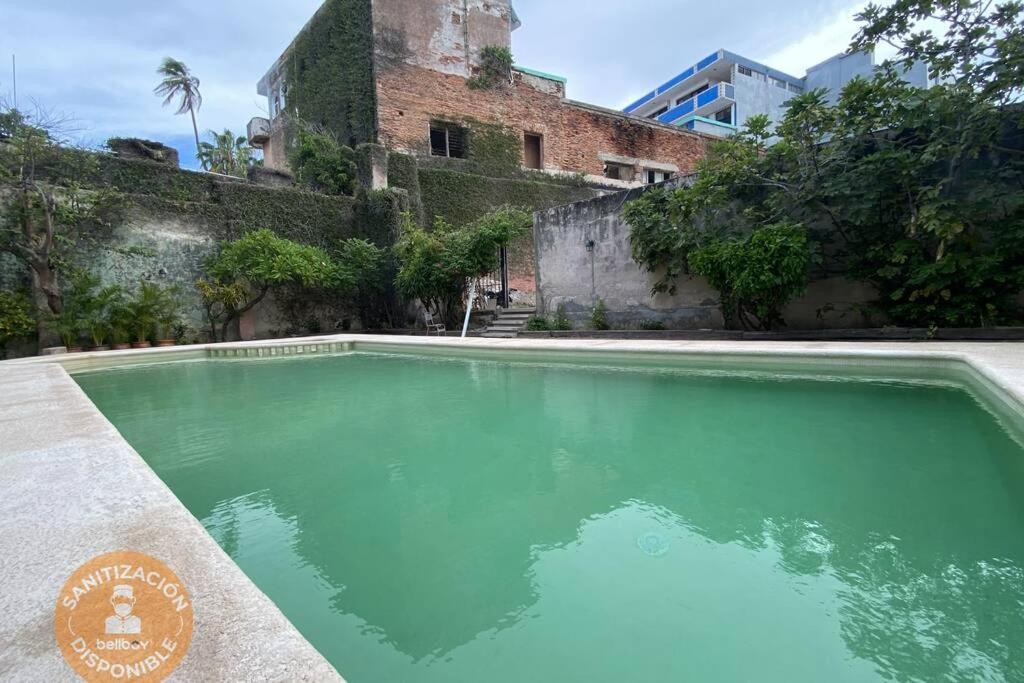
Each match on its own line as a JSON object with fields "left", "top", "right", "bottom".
{"left": 416, "top": 167, "right": 597, "bottom": 229}
{"left": 286, "top": 0, "right": 377, "bottom": 147}
{"left": 0, "top": 150, "right": 407, "bottom": 340}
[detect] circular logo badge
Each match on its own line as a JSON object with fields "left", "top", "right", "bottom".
{"left": 54, "top": 551, "right": 194, "bottom": 682}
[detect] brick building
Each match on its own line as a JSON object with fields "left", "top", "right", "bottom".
{"left": 248, "top": 0, "right": 711, "bottom": 189}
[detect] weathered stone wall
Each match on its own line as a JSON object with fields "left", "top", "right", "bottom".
{"left": 372, "top": 0, "right": 513, "bottom": 77}
{"left": 375, "top": 62, "right": 711, "bottom": 179}
{"left": 0, "top": 154, "right": 369, "bottom": 343}
{"left": 386, "top": 152, "right": 604, "bottom": 293}
{"left": 534, "top": 182, "right": 879, "bottom": 330}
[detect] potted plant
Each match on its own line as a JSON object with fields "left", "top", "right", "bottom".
{"left": 155, "top": 285, "right": 183, "bottom": 347}
{"left": 108, "top": 298, "right": 133, "bottom": 350}
{"left": 84, "top": 284, "right": 122, "bottom": 352}
{"left": 127, "top": 282, "right": 161, "bottom": 348}
{"left": 53, "top": 307, "right": 85, "bottom": 353}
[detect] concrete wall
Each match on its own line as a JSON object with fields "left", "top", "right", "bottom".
{"left": 534, "top": 181, "right": 723, "bottom": 329}
{"left": 732, "top": 69, "right": 796, "bottom": 128}
{"left": 534, "top": 182, "right": 879, "bottom": 330}
{"left": 804, "top": 51, "right": 876, "bottom": 105}
{"left": 371, "top": 0, "right": 513, "bottom": 77}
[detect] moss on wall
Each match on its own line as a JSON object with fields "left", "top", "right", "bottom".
{"left": 466, "top": 121, "right": 522, "bottom": 176}
{"left": 286, "top": 0, "right": 377, "bottom": 147}
{"left": 386, "top": 151, "right": 423, "bottom": 224}
{"left": 417, "top": 167, "right": 598, "bottom": 228}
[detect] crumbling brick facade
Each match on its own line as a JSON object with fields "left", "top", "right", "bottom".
{"left": 376, "top": 62, "right": 710, "bottom": 179}
{"left": 253, "top": 0, "right": 712, "bottom": 184}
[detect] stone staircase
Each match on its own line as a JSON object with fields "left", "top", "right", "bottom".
{"left": 481, "top": 308, "right": 536, "bottom": 338}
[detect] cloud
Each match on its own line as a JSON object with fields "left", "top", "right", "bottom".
{"left": 511, "top": 0, "right": 871, "bottom": 109}
{"left": 1, "top": 0, "right": 888, "bottom": 168}
{"left": 1, "top": 0, "right": 322, "bottom": 167}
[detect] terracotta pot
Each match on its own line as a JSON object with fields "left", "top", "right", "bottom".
{"left": 131, "top": 341, "right": 152, "bottom": 349}
{"left": 90, "top": 345, "right": 111, "bottom": 352}
{"left": 67, "top": 346, "right": 84, "bottom": 354}
{"left": 111, "top": 343, "right": 131, "bottom": 351}
{"left": 156, "top": 339, "right": 176, "bottom": 347}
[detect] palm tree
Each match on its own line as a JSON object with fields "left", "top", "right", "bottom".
{"left": 154, "top": 58, "right": 204, "bottom": 168}
{"left": 197, "top": 129, "right": 256, "bottom": 178}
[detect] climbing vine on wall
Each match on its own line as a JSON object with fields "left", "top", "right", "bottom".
{"left": 467, "top": 46, "right": 514, "bottom": 90}
{"left": 285, "top": 0, "right": 377, "bottom": 147}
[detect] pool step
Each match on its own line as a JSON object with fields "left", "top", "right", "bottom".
{"left": 481, "top": 308, "right": 536, "bottom": 338}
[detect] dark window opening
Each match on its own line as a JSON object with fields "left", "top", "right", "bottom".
{"left": 645, "top": 169, "right": 673, "bottom": 184}
{"left": 648, "top": 105, "right": 669, "bottom": 120}
{"left": 678, "top": 83, "right": 709, "bottom": 104}
{"left": 430, "top": 122, "right": 468, "bottom": 158}
{"left": 604, "top": 162, "right": 633, "bottom": 181}
{"left": 524, "top": 132, "right": 543, "bottom": 169}
{"left": 714, "top": 108, "right": 732, "bottom": 124}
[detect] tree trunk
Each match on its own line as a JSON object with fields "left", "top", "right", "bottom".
{"left": 190, "top": 107, "right": 205, "bottom": 170}
{"left": 31, "top": 261, "right": 62, "bottom": 349}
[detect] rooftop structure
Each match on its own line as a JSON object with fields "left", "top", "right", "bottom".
{"left": 624, "top": 49, "right": 930, "bottom": 137}
{"left": 248, "top": 0, "right": 711, "bottom": 188}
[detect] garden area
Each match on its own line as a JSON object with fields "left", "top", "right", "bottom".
{"left": 0, "top": 105, "right": 532, "bottom": 358}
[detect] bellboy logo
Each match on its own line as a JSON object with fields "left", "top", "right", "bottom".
{"left": 54, "top": 551, "right": 194, "bottom": 682}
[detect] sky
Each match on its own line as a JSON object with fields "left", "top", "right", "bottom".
{"left": 0, "top": 0, "right": 881, "bottom": 169}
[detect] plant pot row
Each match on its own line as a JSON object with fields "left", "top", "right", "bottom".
{"left": 67, "top": 340, "right": 178, "bottom": 353}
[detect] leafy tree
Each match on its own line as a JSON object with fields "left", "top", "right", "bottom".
{"left": 198, "top": 129, "right": 257, "bottom": 178}
{"left": 200, "top": 229, "right": 342, "bottom": 341}
{"left": 154, "top": 58, "right": 205, "bottom": 168}
{"left": 395, "top": 207, "right": 531, "bottom": 326}
{"left": 689, "top": 223, "right": 812, "bottom": 330}
{"left": 0, "top": 290, "right": 35, "bottom": 355}
{"left": 288, "top": 128, "right": 358, "bottom": 196}
{"left": 0, "top": 105, "right": 125, "bottom": 346}
{"left": 625, "top": 0, "right": 1024, "bottom": 328}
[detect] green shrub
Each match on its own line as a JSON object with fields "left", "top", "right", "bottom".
{"left": 395, "top": 207, "right": 531, "bottom": 325}
{"left": 590, "top": 299, "right": 609, "bottom": 330}
{"left": 0, "top": 290, "right": 35, "bottom": 351}
{"left": 525, "top": 315, "right": 550, "bottom": 331}
{"left": 551, "top": 304, "right": 573, "bottom": 331}
{"left": 288, "top": 128, "right": 358, "bottom": 196}
{"left": 638, "top": 319, "right": 665, "bottom": 330}
{"left": 467, "top": 46, "right": 514, "bottom": 90}
{"left": 689, "top": 223, "right": 811, "bottom": 331}
{"left": 202, "top": 229, "right": 342, "bottom": 341}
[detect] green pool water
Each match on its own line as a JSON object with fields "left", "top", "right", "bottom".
{"left": 75, "top": 352, "right": 1024, "bottom": 682}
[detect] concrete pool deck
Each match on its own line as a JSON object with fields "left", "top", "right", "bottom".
{"left": 2, "top": 335, "right": 1023, "bottom": 680}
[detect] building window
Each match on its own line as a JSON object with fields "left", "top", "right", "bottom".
{"left": 524, "top": 132, "right": 543, "bottom": 169}
{"left": 737, "top": 65, "right": 753, "bottom": 77}
{"left": 714, "top": 108, "right": 732, "bottom": 124}
{"left": 679, "top": 84, "right": 709, "bottom": 104}
{"left": 647, "top": 104, "right": 671, "bottom": 119}
{"left": 430, "top": 122, "right": 467, "bottom": 158}
{"left": 645, "top": 169, "right": 672, "bottom": 184}
{"left": 771, "top": 77, "right": 788, "bottom": 89}
{"left": 788, "top": 83, "right": 803, "bottom": 93}
{"left": 604, "top": 162, "right": 633, "bottom": 181}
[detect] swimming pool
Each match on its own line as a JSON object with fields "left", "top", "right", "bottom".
{"left": 75, "top": 349, "right": 1024, "bottom": 682}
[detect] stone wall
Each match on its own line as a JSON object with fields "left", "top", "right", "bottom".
{"left": 371, "top": 0, "right": 514, "bottom": 77}
{"left": 375, "top": 62, "right": 711, "bottom": 179}
{"left": 534, "top": 181, "right": 879, "bottom": 330}
{"left": 0, "top": 153, "right": 373, "bottom": 344}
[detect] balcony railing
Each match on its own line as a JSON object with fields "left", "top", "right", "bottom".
{"left": 656, "top": 82, "right": 735, "bottom": 126}
{"left": 624, "top": 50, "right": 722, "bottom": 113}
